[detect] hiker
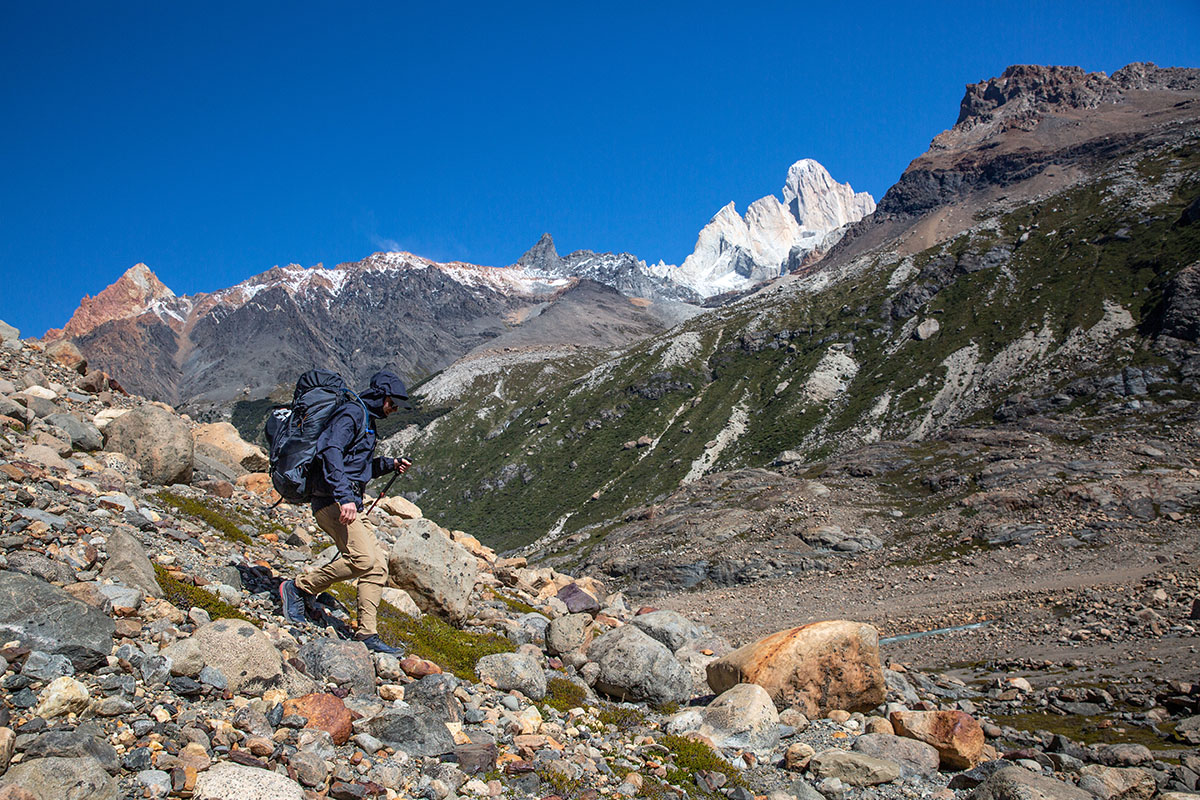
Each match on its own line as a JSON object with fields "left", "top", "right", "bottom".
{"left": 279, "top": 369, "right": 411, "bottom": 655}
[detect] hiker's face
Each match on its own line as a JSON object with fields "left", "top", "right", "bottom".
{"left": 382, "top": 396, "right": 398, "bottom": 416}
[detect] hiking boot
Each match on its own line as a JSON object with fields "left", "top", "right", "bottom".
{"left": 356, "top": 634, "right": 404, "bottom": 656}
{"left": 279, "top": 579, "right": 310, "bottom": 624}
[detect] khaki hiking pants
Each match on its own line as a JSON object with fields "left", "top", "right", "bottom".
{"left": 296, "top": 503, "right": 388, "bottom": 637}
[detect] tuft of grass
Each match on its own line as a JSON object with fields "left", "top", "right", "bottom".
{"left": 491, "top": 590, "right": 539, "bottom": 616}
{"left": 541, "top": 676, "right": 588, "bottom": 714}
{"left": 153, "top": 564, "right": 253, "bottom": 624}
{"left": 155, "top": 490, "right": 291, "bottom": 545}
{"left": 328, "top": 583, "right": 514, "bottom": 679}
{"left": 598, "top": 705, "right": 647, "bottom": 731}
{"left": 660, "top": 734, "right": 750, "bottom": 796}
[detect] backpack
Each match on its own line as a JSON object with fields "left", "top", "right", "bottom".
{"left": 265, "top": 369, "right": 368, "bottom": 503}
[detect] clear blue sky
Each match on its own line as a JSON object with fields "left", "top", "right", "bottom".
{"left": 2, "top": 1, "right": 1197, "bottom": 336}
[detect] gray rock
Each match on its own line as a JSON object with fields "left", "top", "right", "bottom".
{"left": 631, "top": 609, "right": 707, "bottom": 652}
{"left": 102, "top": 405, "right": 194, "bottom": 485}
{"left": 1078, "top": 765, "right": 1156, "bottom": 800}
{"left": 666, "top": 682, "right": 779, "bottom": 754}
{"left": 366, "top": 707, "right": 456, "bottom": 757}
{"left": 586, "top": 624, "right": 692, "bottom": 705}
{"left": 1094, "top": 743, "right": 1153, "bottom": 767}
{"left": 0, "top": 755, "right": 117, "bottom": 799}
{"left": 298, "top": 637, "right": 375, "bottom": 697}
{"left": 136, "top": 770, "right": 171, "bottom": 797}
{"left": 140, "top": 655, "right": 172, "bottom": 686}
{"left": 968, "top": 766, "right": 1092, "bottom": 800}
{"left": 288, "top": 749, "right": 328, "bottom": 787}
{"left": 160, "top": 638, "right": 204, "bottom": 677}
{"left": 20, "top": 651, "right": 74, "bottom": 681}
{"left": 99, "top": 529, "right": 161, "bottom": 597}
{"left": 20, "top": 729, "right": 120, "bottom": 774}
{"left": 508, "top": 612, "right": 550, "bottom": 646}
{"left": 193, "top": 762, "right": 304, "bottom": 800}
{"left": 6, "top": 550, "right": 76, "bottom": 585}
{"left": 190, "top": 619, "right": 283, "bottom": 697}
{"left": 0, "top": 320, "right": 18, "bottom": 343}
{"left": 475, "top": 652, "right": 547, "bottom": 700}
{"left": 44, "top": 413, "right": 102, "bottom": 452}
{"left": 387, "top": 519, "right": 478, "bottom": 623}
{"left": 914, "top": 318, "right": 941, "bottom": 340}
{"left": 546, "top": 613, "right": 590, "bottom": 655}
{"left": 808, "top": 749, "right": 901, "bottom": 786}
{"left": 852, "top": 733, "right": 940, "bottom": 777}
{"left": 0, "top": 571, "right": 115, "bottom": 671}
{"left": 98, "top": 584, "right": 143, "bottom": 612}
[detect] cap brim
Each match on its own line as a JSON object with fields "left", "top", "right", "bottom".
{"left": 391, "top": 396, "right": 414, "bottom": 410}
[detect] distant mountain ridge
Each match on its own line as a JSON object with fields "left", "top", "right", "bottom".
{"left": 46, "top": 157, "right": 871, "bottom": 410}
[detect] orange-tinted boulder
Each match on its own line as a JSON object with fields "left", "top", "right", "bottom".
{"left": 706, "top": 620, "right": 885, "bottom": 716}
{"left": 889, "top": 710, "right": 984, "bottom": 770}
{"left": 282, "top": 693, "right": 354, "bottom": 745}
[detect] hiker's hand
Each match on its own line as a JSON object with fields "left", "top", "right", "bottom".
{"left": 393, "top": 458, "right": 410, "bottom": 474}
{"left": 339, "top": 502, "right": 357, "bottom": 524}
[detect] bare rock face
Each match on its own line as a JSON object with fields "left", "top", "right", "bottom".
{"left": 193, "top": 422, "right": 268, "bottom": 473}
{"left": 102, "top": 405, "right": 193, "bottom": 485}
{"left": 1161, "top": 262, "right": 1200, "bottom": 342}
{"left": 889, "top": 709, "right": 985, "bottom": 770}
{"left": 706, "top": 620, "right": 885, "bottom": 716}
{"left": 387, "top": 519, "right": 478, "bottom": 623}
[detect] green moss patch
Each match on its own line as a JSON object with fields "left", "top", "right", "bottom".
{"left": 597, "top": 705, "right": 647, "bottom": 731}
{"left": 659, "top": 734, "right": 751, "bottom": 796}
{"left": 990, "top": 711, "right": 1181, "bottom": 751}
{"left": 153, "top": 564, "right": 253, "bottom": 624}
{"left": 541, "top": 676, "right": 588, "bottom": 714}
{"left": 328, "top": 583, "right": 514, "bottom": 679}
{"left": 155, "top": 490, "right": 289, "bottom": 545}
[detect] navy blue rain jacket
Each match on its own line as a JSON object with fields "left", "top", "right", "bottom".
{"left": 310, "top": 370, "right": 410, "bottom": 510}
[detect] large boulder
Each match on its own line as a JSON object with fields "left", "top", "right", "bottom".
{"left": 0, "top": 756, "right": 116, "bottom": 800}
{"left": 0, "top": 572, "right": 114, "bottom": 671}
{"left": 102, "top": 405, "right": 193, "bottom": 485}
{"left": 190, "top": 619, "right": 283, "bottom": 696}
{"left": 706, "top": 620, "right": 885, "bottom": 715}
{"left": 193, "top": 762, "right": 304, "bottom": 800}
{"left": 968, "top": 766, "right": 1091, "bottom": 800}
{"left": 99, "top": 529, "right": 161, "bottom": 597}
{"left": 1162, "top": 262, "right": 1200, "bottom": 341}
{"left": 666, "top": 683, "right": 779, "bottom": 754}
{"left": 890, "top": 710, "right": 985, "bottom": 770}
{"left": 586, "top": 624, "right": 692, "bottom": 705}
{"left": 297, "top": 637, "right": 375, "bottom": 697}
{"left": 387, "top": 519, "right": 478, "bottom": 623}
{"left": 0, "top": 320, "right": 18, "bottom": 344}
{"left": 852, "top": 733, "right": 940, "bottom": 777}
{"left": 20, "top": 730, "right": 119, "bottom": 774}
{"left": 192, "top": 422, "right": 268, "bottom": 473}
{"left": 475, "top": 652, "right": 547, "bottom": 700}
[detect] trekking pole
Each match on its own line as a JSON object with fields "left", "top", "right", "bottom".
{"left": 365, "top": 458, "right": 410, "bottom": 516}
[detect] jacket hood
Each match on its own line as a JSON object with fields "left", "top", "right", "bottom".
{"left": 360, "top": 370, "right": 413, "bottom": 416}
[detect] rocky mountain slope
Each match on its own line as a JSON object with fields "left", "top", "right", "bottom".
{"left": 0, "top": 321, "right": 1197, "bottom": 800}
{"left": 387, "top": 63, "right": 1200, "bottom": 559}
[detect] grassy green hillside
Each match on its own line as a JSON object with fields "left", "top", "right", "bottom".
{"left": 391, "top": 143, "right": 1200, "bottom": 552}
